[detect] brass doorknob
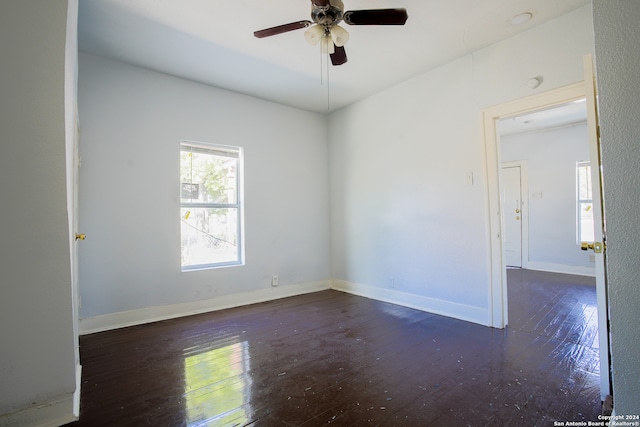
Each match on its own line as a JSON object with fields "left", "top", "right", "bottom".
{"left": 515, "top": 209, "right": 520, "bottom": 213}
{"left": 581, "top": 242, "right": 594, "bottom": 251}
{"left": 581, "top": 241, "right": 605, "bottom": 253}
{"left": 75, "top": 233, "right": 86, "bottom": 241}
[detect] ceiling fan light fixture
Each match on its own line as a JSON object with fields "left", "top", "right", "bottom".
{"left": 330, "top": 24, "right": 349, "bottom": 47}
{"left": 304, "top": 24, "right": 324, "bottom": 45}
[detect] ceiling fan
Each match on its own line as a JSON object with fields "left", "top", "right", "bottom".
{"left": 254, "top": 0, "right": 408, "bottom": 66}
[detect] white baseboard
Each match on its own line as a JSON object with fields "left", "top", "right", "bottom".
{"left": 0, "top": 395, "right": 76, "bottom": 427}
{"left": 330, "top": 280, "right": 489, "bottom": 327}
{"left": 525, "top": 261, "right": 595, "bottom": 277}
{"left": 80, "top": 278, "right": 492, "bottom": 334}
{"left": 80, "top": 280, "right": 331, "bottom": 335}
{"left": 73, "top": 364, "right": 81, "bottom": 418}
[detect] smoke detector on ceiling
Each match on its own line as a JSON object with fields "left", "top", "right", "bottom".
{"left": 527, "top": 76, "right": 543, "bottom": 89}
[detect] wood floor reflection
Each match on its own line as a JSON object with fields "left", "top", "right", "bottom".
{"left": 66, "top": 270, "right": 601, "bottom": 426}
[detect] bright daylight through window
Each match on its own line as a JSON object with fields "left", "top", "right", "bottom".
{"left": 576, "top": 161, "right": 594, "bottom": 243}
{"left": 180, "top": 141, "right": 244, "bottom": 271}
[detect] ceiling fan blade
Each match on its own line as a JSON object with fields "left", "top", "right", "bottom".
{"left": 311, "top": 0, "right": 331, "bottom": 6}
{"left": 254, "top": 20, "right": 312, "bottom": 38}
{"left": 343, "top": 8, "right": 408, "bottom": 26}
{"left": 330, "top": 45, "right": 347, "bottom": 66}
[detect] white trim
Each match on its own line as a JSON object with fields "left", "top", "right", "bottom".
{"left": 73, "top": 364, "right": 81, "bottom": 418}
{"left": 80, "top": 279, "right": 491, "bottom": 335}
{"left": 80, "top": 280, "right": 330, "bottom": 335}
{"left": 331, "top": 280, "right": 489, "bottom": 327}
{"left": 0, "top": 395, "right": 76, "bottom": 427}
{"left": 522, "top": 262, "right": 596, "bottom": 277}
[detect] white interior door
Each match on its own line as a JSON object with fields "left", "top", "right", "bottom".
{"left": 501, "top": 165, "right": 523, "bottom": 268}
{"left": 584, "top": 54, "right": 611, "bottom": 400}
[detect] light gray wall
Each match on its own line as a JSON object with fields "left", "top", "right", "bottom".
{"left": 593, "top": 0, "right": 640, "bottom": 414}
{"left": 328, "top": 6, "right": 595, "bottom": 321}
{"left": 0, "top": 0, "right": 77, "bottom": 421}
{"left": 77, "top": 53, "right": 330, "bottom": 319}
{"left": 501, "top": 123, "right": 594, "bottom": 272}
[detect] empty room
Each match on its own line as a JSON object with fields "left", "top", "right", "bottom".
{"left": 1, "top": 1, "right": 639, "bottom": 426}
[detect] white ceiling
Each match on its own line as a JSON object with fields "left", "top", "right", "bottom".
{"left": 78, "top": 0, "right": 589, "bottom": 114}
{"left": 499, "top": 99, "right": 588, "bottom": 136}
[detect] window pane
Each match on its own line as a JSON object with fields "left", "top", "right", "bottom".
{"left": 180, "top": 141, "right": 243, "bottom": 270}
{"left": 576, "top": 162, "right": 594, "bottom": 243}
{"left": 578, "top": 164, "right": 592, "bottom": 200}
{"left": 579, "top": 202, "right": 595, "bottom": 242}
{"left": 181, "top": 207, "right": 239, "bottom": 268}
{"left": 180, "top": 149, "right": 237, "bottom": 204}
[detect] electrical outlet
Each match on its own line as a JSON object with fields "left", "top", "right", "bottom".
{"left": 272, "top": 275, "right": 279, "bottom": 287}
{"left": 388, "top": 276, "right": 395, "bottom": 288}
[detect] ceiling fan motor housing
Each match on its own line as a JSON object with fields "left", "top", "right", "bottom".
{"left": 311, "top": 4, "right": 344, "bottom": 29}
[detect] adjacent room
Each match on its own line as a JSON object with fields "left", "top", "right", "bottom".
{"left": 2, "top": 1, "right": 639, "bottom": 426}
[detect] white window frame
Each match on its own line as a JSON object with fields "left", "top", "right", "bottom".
{"left": 180, "top": 140, "right": 244, "bottom": 271}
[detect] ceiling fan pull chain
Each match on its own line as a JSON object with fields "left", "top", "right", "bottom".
{"left": 326, "top": 50, "right": 330, "bottom": 110}
{"left": 321, "top": 42, "right": 324, "bottom": 85}
{"left": 319, "top": 47, "right": 322, "bottom": 85}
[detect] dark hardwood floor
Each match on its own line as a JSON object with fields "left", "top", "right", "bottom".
{"left": 66, "top": 270, "right": 601, "bottom": 426}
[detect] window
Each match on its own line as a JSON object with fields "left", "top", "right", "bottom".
{"left": 576, "top": 161, "right": 594, "bottom": 243}
{"left": 180, "top": 141, "right": 243, "bottom": 270}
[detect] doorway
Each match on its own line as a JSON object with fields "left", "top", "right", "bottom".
{"left": 498, "top": 100, "right": 590, "bottom": 274}
{"left": 496, "top": 102, "right": 604, "bottom": 404}
{"left": 482, "top": 59, "right": 610, "bottom": 400}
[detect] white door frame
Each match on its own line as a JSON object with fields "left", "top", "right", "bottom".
{"left": 483, "top": 82, "right": 586, "bottom": 328}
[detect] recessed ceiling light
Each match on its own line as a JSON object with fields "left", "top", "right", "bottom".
{"left": 509, "top": 12, "right": 533, "bottom": 26}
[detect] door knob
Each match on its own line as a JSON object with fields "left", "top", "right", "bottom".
{"left": 75, "top": 233, "right": 86, "bottom": 241}
{"left": 515, "top": 209, "right": 520, "bottom": 213}
{"left": 581, "top": 241, "right": 605, "bottom": 253}
{"left": 581, "top": 242, "right": 594, "bottom": 251}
